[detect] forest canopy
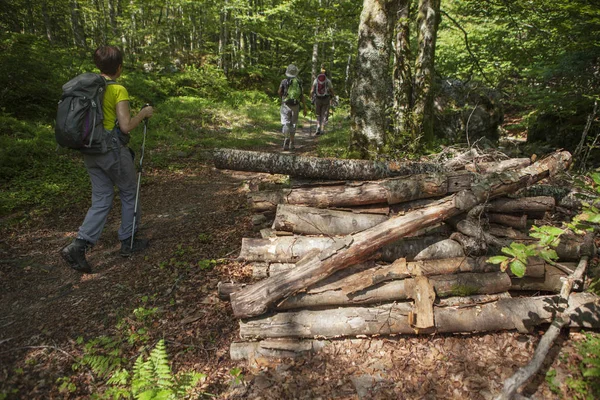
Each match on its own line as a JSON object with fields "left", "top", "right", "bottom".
{"left": 0, "top": 0, "right": 599, "bottom": 157}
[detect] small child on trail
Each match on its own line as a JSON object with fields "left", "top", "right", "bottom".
{"left": 278, "top": 64, "right": 307, "bottom": 151}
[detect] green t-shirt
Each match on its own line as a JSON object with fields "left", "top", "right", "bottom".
{"left": 102, "top": 82, "right": 130, "bottom": 130}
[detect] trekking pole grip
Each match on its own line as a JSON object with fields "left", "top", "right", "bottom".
{"left": 141, "top": 103, "right": 151, "bottom": 122}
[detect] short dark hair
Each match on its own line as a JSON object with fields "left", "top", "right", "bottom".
{"left": 93, "top": 46, "right": 123, "bottom": 75}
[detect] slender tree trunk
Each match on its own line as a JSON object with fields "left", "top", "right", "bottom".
{"left": 350, "top": 0, "right": 399, "bottom": 157}
{"left": 311, "top": 0, "right": 322, "bottom": 83}
{"left": 70, "top": 0, "right": 86, "bottom": 48}
{"left": 412, "top": 0, "right": 441, "bottom": 142}
{"left": 41, "top": 1, "right": 54, "bottom": 43}
{"left": 393, "top": 0, "right": 413, "bottom": 140}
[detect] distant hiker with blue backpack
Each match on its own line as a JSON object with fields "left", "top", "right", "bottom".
{"left": 278, "top": 64, "right": 307, "bottom": 151}
{"left": 310, "top": 65, "right": 335, "bottom": 136}
{"left": 58, "top": 45, "right": 154, "bottom": 273}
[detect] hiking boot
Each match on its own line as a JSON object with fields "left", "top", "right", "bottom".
{"left": 282, "top": 138, "right": 289, "bottom": 150}
{"left": 120, "top": 237, "right": 149, "bottom": 257}
{"left": 60, "top": 239, "right": 92, "bottom": 273}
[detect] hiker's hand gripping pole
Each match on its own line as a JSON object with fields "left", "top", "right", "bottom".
{"left": 131, "top": 104, "right": 151, "bottom": 250}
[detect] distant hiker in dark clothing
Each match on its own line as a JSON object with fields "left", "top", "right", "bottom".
{"left": 60, "top": 45, "right": 154, "bottom": 273}
{"left": 278, "top": 64, "right": 307, "bottom": 151}
{"left": 310, "top": 66, "right": 335, "bottom": 135}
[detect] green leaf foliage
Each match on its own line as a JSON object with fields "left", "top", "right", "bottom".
{"left": 509, "top": 259, "right": 527, "bottom": 278}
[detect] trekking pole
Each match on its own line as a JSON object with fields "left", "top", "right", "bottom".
{"left": 131, "top": 104, "right": 150, "bottom": 250}
{"left": 309, "top": 103, "right": 313, "bottom": 136}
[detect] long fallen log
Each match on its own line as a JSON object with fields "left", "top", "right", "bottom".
{"left": 238, "top": 292, "right": 600, "bottom": 339}
{"left": 238, "top": 235, "right": 450, "bottom": 263}
{"left": 230, "top": 152, "right": 572, "bottom": 318}
{"left": 214, "top": 148, "right": 446, "bottom": 180}
{"left": 249, "top": 172, "right": 473, "bottom": 212}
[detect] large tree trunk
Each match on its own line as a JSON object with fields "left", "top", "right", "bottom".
{"left": 230, "top": 152, "right": 572, "bottom": 318}
{"left": 249, "top": 172, "right": 472, "bottom": 212}
{"left": 349, "top": 0, "right": 399, "bottom": 156}
{"left": 214, "top": 148, "right": 444, "bottom": 181}
{"left": 238, "top": 292, "right": 599, "bottom": 339}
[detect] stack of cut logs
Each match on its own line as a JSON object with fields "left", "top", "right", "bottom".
{"left": 214, "top": 149, "right": 599, "bottom": 361}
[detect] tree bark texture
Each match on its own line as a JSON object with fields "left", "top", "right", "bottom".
{"left": 350, "top": 0, "right": 398, "bottom": 155}
{"left": 238, "top": 292, "right": 600, "bottom": 339}
{"left": 249, "top": 172, "right": 472, "bottom": 212}
{"left": 214, "top": 148, "right": 445, "bottom": 182}
{"left": 230, "top": 152, "right": 572, "bottom": 318}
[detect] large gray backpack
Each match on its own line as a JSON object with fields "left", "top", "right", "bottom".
{"left": 55, "top": 73, "right": 118, "bottom": 153}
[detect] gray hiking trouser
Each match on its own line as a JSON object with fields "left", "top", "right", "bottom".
{"left": 77, "top": 146, "right": 138, "bottom": 244}
{"left": 314, "top": 96, "right": 330, "bottom": 131}
{"left": 280, "top": 102, "right": 300, "bottom": 140}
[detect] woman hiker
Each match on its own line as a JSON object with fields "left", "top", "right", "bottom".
{"left": 60, "top": 45, "right": 154, "bottom": 273}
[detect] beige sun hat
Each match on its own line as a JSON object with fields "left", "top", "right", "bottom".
{"left": 285, "top": 64, "right": 299, "bottom": 78}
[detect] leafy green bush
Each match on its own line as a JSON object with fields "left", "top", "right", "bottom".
{"left": 172, "top": 63, "right": 229, "bottom": 100}
{"left": 0, "top": 115, "right": 90, "bottom": 217}
{"left": 0, "top": 33, "right": 88, "bottom": 121}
